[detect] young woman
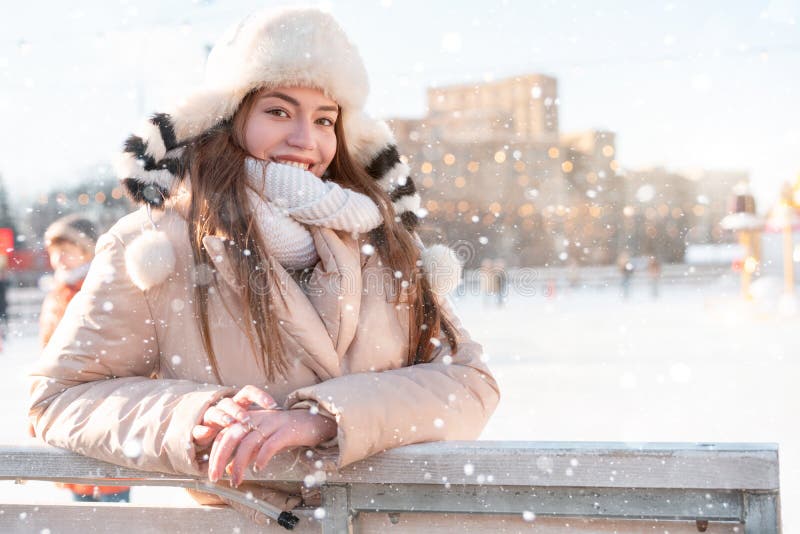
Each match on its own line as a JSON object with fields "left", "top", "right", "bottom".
{"left": 29, "top": 7, "right": 499, "bottom": 515}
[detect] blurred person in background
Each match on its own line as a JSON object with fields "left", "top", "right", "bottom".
{"left": 495, "top": 259, "right": 508, "bottom": 307}
{"left": 0, "top": 255, "right": 7, "bottom": 344}
{"left": 618, "top": 252, "right": 635, "bottom": 300}
{"left": 647, "top": 256, "right": 662, "bottom": 299}
{"left": 39, "top": 214, "right": 131, "bottom": 503}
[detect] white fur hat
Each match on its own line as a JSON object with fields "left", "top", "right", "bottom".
{"left": 115, "top": 7, "right": 419, "bottom": 230}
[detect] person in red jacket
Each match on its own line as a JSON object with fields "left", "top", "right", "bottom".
{"left": 40, "top": 214, "right": 131, "bottom": 503}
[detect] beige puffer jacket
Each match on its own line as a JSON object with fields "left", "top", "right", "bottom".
{"left": 28, "top": 204, "right": 500, "bottom": 480}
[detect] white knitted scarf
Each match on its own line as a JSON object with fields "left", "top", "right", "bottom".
{"left": 245, "top": 159, "right": 383, "bottom": 270}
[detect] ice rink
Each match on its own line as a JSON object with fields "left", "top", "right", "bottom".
{"left": 2, "top": 275, "right": 797, "bottom": 530}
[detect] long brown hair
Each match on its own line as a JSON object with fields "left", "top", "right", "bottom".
{"left": 184, "top": 89, "right": 459, "bottom": 381}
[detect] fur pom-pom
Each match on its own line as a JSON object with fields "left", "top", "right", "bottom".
{"left": 124, "top": 230, "right": 176, "bottom": 291}
{"left": 421, "top": 244, "right": 462, "bottom": 296}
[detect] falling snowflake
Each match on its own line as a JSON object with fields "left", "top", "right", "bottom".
{"left": 522, "top": 510, "right": 536, "bottom": 521}
{"left": 635, "top": 185, "right": 655, "bottom": 203}
{"left": 123, "top": 439, "right": 143, "bottom": 459}
{"left": 536, "top": 456, "right": 553, "bottom": 472}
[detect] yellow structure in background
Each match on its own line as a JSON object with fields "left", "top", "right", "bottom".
{"left": 720, "top": 184, "right": 763, "bottom": 300}
{"left": 771, "top": 176, "right": 800, "bottom": 297}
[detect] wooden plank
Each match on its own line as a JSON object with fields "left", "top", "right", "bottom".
{"left": 744, "top": 493, "right": 780, "bottom": 534}
{"left": 349, "top": 484, "right": 744, "bottom": 521}
{"left": 320, "top": 484, "right": 351, "bottom": 534}
{"left": 355, "top": 511, "right": 742, "bottom": 533}
{"left": 1, "top": 441, "right": 780, "bottom": 490}
{"left": 0, "top": 503, "right": 321, "bottom": 534}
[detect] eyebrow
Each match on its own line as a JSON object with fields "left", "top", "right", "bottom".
{"left": 260, "top": 91, "right": 339, "bottom": 113}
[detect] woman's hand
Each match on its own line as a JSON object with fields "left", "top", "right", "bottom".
{"left": 193, "top": 386, "right": 278, "bottom": 457}
{"left": 208, "top": 409, "right": 337, "bottom": 487}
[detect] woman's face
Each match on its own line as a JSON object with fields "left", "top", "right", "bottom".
{"left": 47, "top": 242, "right": 91, "bottom": 272}
{"left": 243, "top": 86, "right": 339, "bottom": 178}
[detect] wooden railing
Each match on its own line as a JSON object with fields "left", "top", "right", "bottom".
{"left": 0, "top": 441, "right": 780, "bottom": 533}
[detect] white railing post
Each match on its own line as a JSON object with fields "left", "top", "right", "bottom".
{"left": 744, "top": 493, "right": 780, "bottom": 534}
{"left": 320, "top": 484, "right": 351, "bottom": 534}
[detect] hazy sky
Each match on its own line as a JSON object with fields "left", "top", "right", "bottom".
{"left": 1, "top": 0, "right": 798, "bottom": 209}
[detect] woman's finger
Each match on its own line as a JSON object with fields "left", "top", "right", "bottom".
{"left": 208, "top": 423, "right": 249, "bottom": 483}
{"left": 192, "top": 425, "right": 217, "bottom": 448}
{"left": 228, "top": 429, "right": 268, "bottom": 487}
{"left": 232, "top": 385, "right": 278, "bottom": 410}
{"left": 214, "top": 397, "right": 252, "bottom": 425}
{"left": 202, "top": 406, "right": 236, "bottom": 428}
{"left": 253, "top": 430, "right": 289, "bottom": 472}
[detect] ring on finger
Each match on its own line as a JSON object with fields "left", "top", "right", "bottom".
{"left": 246, "top": 422, "right": 268, "bottom": 440}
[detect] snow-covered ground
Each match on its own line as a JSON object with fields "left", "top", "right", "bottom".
{"left": 1, "top": 275, "right": 797, "bottom": 529}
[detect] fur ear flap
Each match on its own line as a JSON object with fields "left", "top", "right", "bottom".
{"left": 124, "top": 230, "right": 176, "bottom": 291}
{"left": 420, "top": 244, "right": 462, "bottom": 296}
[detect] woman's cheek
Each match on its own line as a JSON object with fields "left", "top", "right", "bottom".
{"left": 322, "top": 134, "right": 337, "bottom": 167}
{"left": 245, "top": 118, "right": 276, "bottom": 158}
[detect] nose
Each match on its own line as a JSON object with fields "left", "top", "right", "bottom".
{"left": 286, "top": 118, "right": 315, "bottom": 151}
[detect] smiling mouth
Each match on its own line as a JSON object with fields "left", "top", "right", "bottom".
{"left": 273, "top": 158, "right": 312, "bottom": 171}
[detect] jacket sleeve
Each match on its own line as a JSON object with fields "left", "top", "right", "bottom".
{"left": 286, "top": 295, "right": 500, "bottom": 468}
{"left": 28, "top": 231, "right": 235, "bottom": 476}
{"left": 38, "top": 289, "right": 64, "bottom": 348}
